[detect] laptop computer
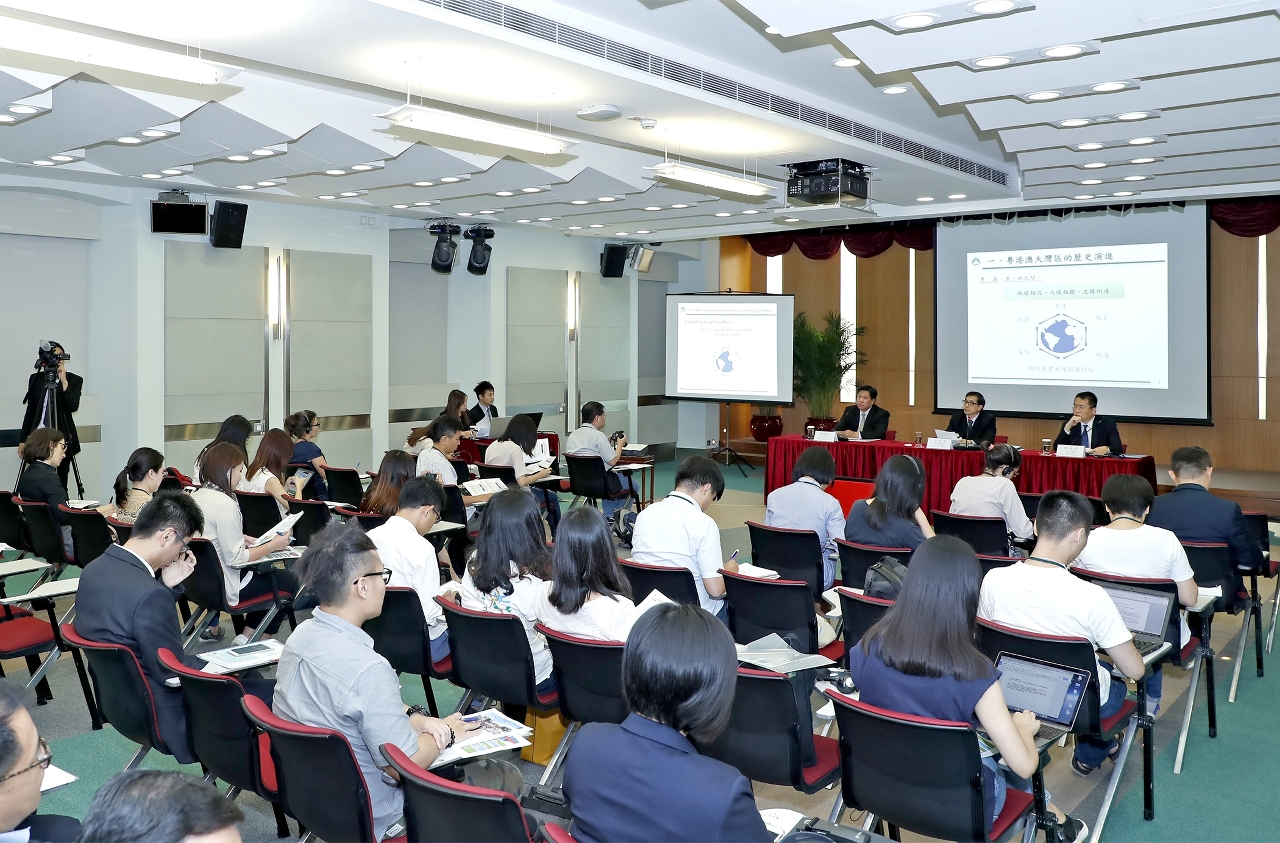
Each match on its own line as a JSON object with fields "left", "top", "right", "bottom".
{"left": 485, "top": 416, "right": 513, "bottom": 439}
{"left": 1099, "top": 584, "right": 1174, "bottom": 660}
{"left": 992, "top": 653, "right": 1091, "bottom": 744}
{"left": 526, "top": 411, "right": 543, "bottom": 427}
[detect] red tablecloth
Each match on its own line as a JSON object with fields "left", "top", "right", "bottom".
{"left": 765, "top": 436, "right": 881, "bottom": 495}
{"left": 457, "top": 432, "right": 561, "bottom": 463}
{"left": 873, "top": 442, "right": 985, "bottom": 517}
{"left": 1016, "top": 451, "right": 1158, "bottom": 499}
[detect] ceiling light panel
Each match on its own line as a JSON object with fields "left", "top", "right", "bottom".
{"left": 963, "top": 40, "right": 1100, "bottom": 71}
{"left": 646, "top": 162, "right": 773, "bottom": 196}
{"left": 377, "top": 103, "right": 575, "bottom": 155}
{"left": 1015, "top": 80, "right": 1139, "bottom": 104}
{"left": 875, "top": 0, "right": 1032, "bottom": 32}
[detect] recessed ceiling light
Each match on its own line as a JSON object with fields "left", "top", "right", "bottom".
{"left": 973, "top": 56, "right": 1013, "bottom": 68}
{"left": 1123, "top": 175, "right": 1146, "bottom": 181}
{"left": 1127, "top": 136, "right": 1156, "bottom": 145}
{"left": 49, "top": 154, "right": 74, "bottom": 162}
{"left": 161, "top": 169, "right": 183, "bottom": 175}
{"left": 414, "top": 201, "right": 431, "bottom": 206}
{"left": 715, "top": 212, "right": 732, "bottom": 217}
{"left": 441, "top": 177, "right": 461, "bottom": 183}
{"left": 257, "top": 181, "right": 277, "bottom": 187}
{"left": 478, "top": 210, "right": 495, "bottom": 214}
{"left": 970, "top": 0, "right": 1017, "bottom": 12}
{"left": 1058, "top": 118, "right": 1091, "bottom": 127}
{"left": 140, "top": 172, "right": 162, "bottom": 177}
{"left": 30, "top": 159, "right": 54, "bottom": 166}
{"left": 0, "top": 115, "right": 15, "bottom": 122}
{"left": 1116, "top": 112, "right": 1148, "bottom": 121}
{"left": 319, "top": 195, "right": 336, "bottom": 200}
{"left": 351, "top": 164, "right": 373, "bottom": 171}
{"left": 833, "top": 58, "right": 862, "bottom": 67}
{"left": 1075, "top": 142, "right": 1104, "bottom": 150}
{"left": 764, "top": 26, "right": 780, "bottom": 34}
{"left": 742, "top": 209, "right": 760, "bottom": 214}
{"left": 517, "top": 219, "right": 531, "bottom": 223}
{"left": 1090, "top": 82, "right": 1127, "bottom": 92}
{"left": 1113, "top": 190, "right": 1134, "bottom": 197}
{"left": 414, "top": 181, "right": 434, "bottom": 187}
{"left": 616, "top": 231, "right": 630, "bottom": 236}
{"left": 325, "top": 169, "right": 345, "bottom": 175}
{"left": 644, "top": 206, "right": 662, "bottom": 211}
{"left": 140, "top": 129, "right": 167, "bottom": 138}
{"left": 118, "top": 137, "right": 142, "bottom": 144}
{"left": 1082, "top": 162, "right": 1107, "bottom": 168}
{"left": 571, "top": 199, "right": 589, "bottom": 205}
{"left": 229, "top": 154, "right": 255, "bottom": 162}
{"left": 568, "top": 225, "right": 582, "bottom": 230}
{"left": 1080, "top": 179, "right": 1102, "bottom": 185}
{"left": 589, "top": 224, "right": 604, "bottom": 228}
{"left": 880, "top": 85, "right": 910, "bottom": 95}
{"left": 948, "top": 193, "right": 967, "bottom": 199}
{"left": 917, "top": 196, "right": 934, "bottom": 202}
{"left": 340, "top": 191, "right": 359, "bottom": 197}
{"left": 597, "top": 196, "right": 616, "bottom": 202}
{"left": 392, "top": 204, "right": 409, "bottom": 209}
{"left": 457, "top": 212, "right": 473, "bottom": 216}
{"left": 671, "top": 203, "right": 689, "bottom": 208}
{"left": 637, "top": 230, "right": 651, "bottom": 234}
{"left": 522, "top": 187, "right": 541, "bottom": 193}
{"left": 537, "top": 217, "right": 553, "bottom": 221}
{"left": 1042, "top": 44, "right": 1086, "bottom": 58}
{"left": 8, "top": 105, "right": 38, "bottom": 114}
{"left": 892, "top": 13, "right": 938, "bottom": 28}
{"left": 1129, "top": 157, "right": 1155, "bottom": 164}
{"left": 495, "top": 191, "right": 514, "bottom": 196}
{"left": 1073, "top": 194, "right": 1094, "bottom": 200}
{"left": 785, "top": 217, "right": 800, "bottom": 222}
{"left": 1027, "top": 91, "right": 1061, "bottom": 101}
{"left": 251, "top": 148, "right": 275, "bottom": 156}
{"left": 236, "top": 184, "right": 255, "bottom": 190}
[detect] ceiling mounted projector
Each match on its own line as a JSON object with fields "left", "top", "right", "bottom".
{"left": 577, "top": 104, "right": 623, "bottom": 122}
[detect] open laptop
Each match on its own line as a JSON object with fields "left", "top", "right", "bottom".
{"left": 991, "top": 653, "right": 1091, "bottom": 744}
{"left": 1099, "top": 584, "right": 1174, "bottom": 660}
{"left": 526, "top": 411, "right": 543, "bottom": 427}
{"left": 485, "top": 416, "right": 514, "bottom": 439}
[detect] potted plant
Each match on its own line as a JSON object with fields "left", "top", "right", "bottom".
{"left": 749, "top": 403, "right": 784, "bottom": 442}
{"left": 793, "top": 311, "right": 864, "bottom": 431}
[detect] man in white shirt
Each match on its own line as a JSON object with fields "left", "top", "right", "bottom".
{"left": 978, "top": 490, "right": 1146, "bottom": 776}
{"left": 631, "top": 456, "right": 736, "bottom": 622}
{"left": 367, "top": 477, "right": 452, "bottom": 662}
{"left": 565, "top": 401, "right": 636, "bottom": 520}
{"left": 416, "top": 414, "right": 492, "bottom": 514}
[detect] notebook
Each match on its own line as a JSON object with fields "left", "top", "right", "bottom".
{"left": 991, "top": 653, "right": 1091, "bottom": 744}
{"left": 1100, "top": 584, "right": 1174, "bottom": 660}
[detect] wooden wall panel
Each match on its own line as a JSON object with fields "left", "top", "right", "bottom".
{"left": 780, "top": 248, "right": 841, "bottom": 433}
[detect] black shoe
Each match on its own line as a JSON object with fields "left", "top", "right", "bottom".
{"left": 200, "top": 625, "right": 225, "bottom": 642}
{"left": 1056, "top": 814, "right": 1089, "bottom": 843}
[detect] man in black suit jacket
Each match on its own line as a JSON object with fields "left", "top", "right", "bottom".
{"left": 466, "top": 379, "right": 499, "bottom": 426}
{"left": 835, "top": 385, "right": 891, "bottom": 440}
{"left": 0, "top": 679, "right": 80, "bottom": 842}
{"left": 74, "top": 493, "right": 208, "bottom": 765}
{"left": 19, "top": 343, "right": 82, "bottom": 494}
{"left": 946, "top": 391, "right": 998, "bottom": 444}
{"left": 1052, "top": 391, "right": 1122, "bottom": 455}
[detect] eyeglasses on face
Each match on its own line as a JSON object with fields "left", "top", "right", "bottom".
{"left": 0, "top": 738, "right": 51, "bottom": 783}
{"left": 962, "top": 399, "right": 980, "bottom": 406}
{"left": 354, "top": 567, "right": 393, "bottom": 586}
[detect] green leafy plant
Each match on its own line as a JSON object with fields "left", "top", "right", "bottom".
{"left": 754, "top": 403, "right": 779, "bottom": 417}
{"left": 793, "top": 311, "right": 865, "bottom": 420}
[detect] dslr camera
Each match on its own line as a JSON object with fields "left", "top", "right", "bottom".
{"left": 608, "top": 430, "right": 626, "bottom": 445}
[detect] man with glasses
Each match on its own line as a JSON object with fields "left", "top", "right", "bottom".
{"left": 1053, "top": 391, "right": 1123, "bottom": 456}
{"left": 945, "top": 391, "right": 997, "bottom": 446}
{"left": 275, "top": 521, "right": 482, "bottom": 841}
{"left": 0, "top": 679, "right": 79, "bottom": 842}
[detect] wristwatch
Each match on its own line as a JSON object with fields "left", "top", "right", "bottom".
{"left": 407, "top": 705, "right": 430, "bottom": 718}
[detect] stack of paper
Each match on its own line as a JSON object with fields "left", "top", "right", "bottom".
{"left": 736, "top": 563, "right": 780, "bottom": 580}
{"left": 431, "top": 708, "right": 532, "bottom": 768}
{"left": 251, "top": 511, "right": 303, "bottom": 547}
{"left": 735, "top": 634, "right": 835, "bottom": 672}
{"left": 462, "top": 478, "right": 507, "bottom": 495}
{"left": 200, "top": 637, "right": 284, "bottom": 671}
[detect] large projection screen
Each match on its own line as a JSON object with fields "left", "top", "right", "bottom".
{"left": 934, "top": 202, "right": 1209, "bottom": 423}
{"left": 665, "top": 293, "right": 794, "bottom": 404}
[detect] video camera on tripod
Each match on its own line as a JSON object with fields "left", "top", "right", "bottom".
{"left": 36, "top": 340, "right": 70, "bottom": 381}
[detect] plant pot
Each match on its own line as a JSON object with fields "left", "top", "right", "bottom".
{"left": 807, "top": 417, "right": 837, "bottom": 432}
{"left": 750, "top": 414, "right": 784, "bottom": 442}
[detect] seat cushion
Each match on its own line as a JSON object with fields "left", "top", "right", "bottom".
{"left": 1179, "top": 637, "right": 1201, "bottom": 664}
{"left": 1100, "top": 699, "right": 1138, "bottom": 734}
{"left": 990, "top": 787, "right": 1034, "bottom": 840}
{"left": 257, "top": 732, "right": 278, "bottom": 793}
{"left": 801, "top": 735, "right": 841, "bottom": 787}
{"left": 559, "top": 479, "right": 571, "bottom": 493}
{"left": 818, "top": 640, "right": 846, "bottom": 663}
{"left": 0, "top": 616, "right": 55, "bottom": 656}
{"left": 430, "top": 654, "right": 453, "bottom": 676}
{"left": 535, "top": 689, "right": 560, "bottom": 709}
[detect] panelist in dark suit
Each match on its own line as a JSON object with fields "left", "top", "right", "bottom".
{"left": 1051, "top": 391, "right": 1122, "bottom": 455}
{"left": 563, "top": 604, "right": 771, "bottom": 843}
{"left": 835, "top": 385, "right": 891, "bottom": 441}
{"left": 1146, "top": 446, "right": 1257, "bottom": 600}
{"left": 946, "top": 391, "right": 998, "bottom": 445}
{"left": 466, "top": 379, "right": 500, "bottom": 434}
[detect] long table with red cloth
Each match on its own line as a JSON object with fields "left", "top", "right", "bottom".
{"left": 765, "top": 435, "right": 1158, "bottom": 517}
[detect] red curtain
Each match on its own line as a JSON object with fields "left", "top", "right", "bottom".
{"left": 1210, "top": 196, "right": 1280, "bottom": 238}
{"left": 746, "top": 221, "right": 935, "bottom": 259}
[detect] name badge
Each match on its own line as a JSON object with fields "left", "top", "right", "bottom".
{"left": 926, "top": 437, "right": 953, "bottom": 450}
{"left": 1056, "top": 444, "right": 1086, "bottom": 459}
{"left": 813, "top": 430, "right": 838, "bottom": 443}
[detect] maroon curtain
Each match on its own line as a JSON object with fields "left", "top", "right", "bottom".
{"left": 746, "top": 220, "right": 935, "bottom": 259}
{"left": 1210, "top": 196, "right": 1280, "bottom": 238}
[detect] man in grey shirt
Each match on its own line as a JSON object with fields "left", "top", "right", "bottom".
{"left": 274, "top": 522, "right": 476, "bottom": 840}
{"left": 564, "top": 401, "right": 636, "bottom": 520}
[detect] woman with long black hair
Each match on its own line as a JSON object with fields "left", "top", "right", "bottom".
{"left": 844, "top": 453, "right": 935, "bottom": 549}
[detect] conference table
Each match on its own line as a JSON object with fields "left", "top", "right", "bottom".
{"left": 764, "top": 435, "right": 1158, "bottom": 517}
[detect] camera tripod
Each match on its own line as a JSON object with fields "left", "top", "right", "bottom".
{"left": 13, "top": 364, "right": 85, "bottom": 499}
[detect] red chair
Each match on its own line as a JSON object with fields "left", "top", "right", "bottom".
{"left": 362, "top": 587, "right": 453, "bottom": 717}
{"left": 746, "top": 522, "right": 825, "bottom": 601}
{"left": 835, "top": 540, "right": 912, "bottom": 590}
{"left": 157, "top": 649, "right": 292, "bottom": 838}
{"left": 242, "top": 696, "right": 401, "bottom": 843}
{"left": 105, "top": 515, "right": 133, "bottom": 544}
{"left": 618, "top": 559, "right": 699, "bottom": 606}
{"left": 721, "top": 571, "right": 844, "bottom": 662}
{"left": 885, "top": 430, "right": 897, "bottom": 441}
{"left": 543, "top": 824, "right": 576, "bottom": 843}
{"left": 994, "top": 435, "right": 1009, "bottom": 444}
{"left": 537, "top": 625, "right": 627, "bottom": 785}
{"left": 0, "top": 607, "right": 56, "bottom": 704}
{"left": 829, "top": 479, "right": 875, "bottom": 517}
{"left": 435, "top": 596, "right": 559, "bottom": 714}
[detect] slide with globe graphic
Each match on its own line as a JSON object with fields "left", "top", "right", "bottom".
{"left": 964, "top": 242, "right": 1170, "bottom": 389}
{"left": 675, "top": 300, "right": 779, "bottom": 398}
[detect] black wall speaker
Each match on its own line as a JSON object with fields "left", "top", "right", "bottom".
{"left": 209, "top": 200, "right": 248, "bottom": 249}
{"left": 600, "top": 243, "right": 628, "bottom": 278}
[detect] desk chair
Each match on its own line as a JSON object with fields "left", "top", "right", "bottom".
{"left": 382, "top": 743, "right": 536, "bottom": 843}
{"left": 325, "top": 467, "right": 365, "bottom": 510}
{"left": 0, "top": 491, "right": 27, "bottom": 552}
{"left": 994, "top": 435, "right": 1009, "bottom": 444}
{"left": 179, "top": 538, "right": 295, "bottom": 649}
{"left": 746, "top": 522, "right": 825, "bottom": 601}
{"left": 0, "top": 603, "right": 56, "bottom": 704}
{"left": 618, "top": 559, "right": 699, "bottom": 606}
{"left": 976, "top": 619, "right": 1152, "bottom": 837}
{"left": 362, "top": 587, "right": 452, "bottom": 718}
{"left": 722, "top": 571, "right": 844, "bottom": 662}
{"left": 236, "top": 491, "right": 283, "bottom": 540}
{"left": 105, "top": 516, "right": 133, "bottom": 544}
{"left": 826, "top": 691, "right": 1038, "bottom": 842}
{"left": 435, "top": 596, "right": 559, "bottom": 716}
{"left": 932, "top": 512, "right": 1010, "bottom": 557}
{"left": 1087, "top": 497, "right": 1111, "bottom": 526}
{"left": 836, "top": 588, "right": 892, "bottom": 657}
{"left": 564, "top": 454, "right": 633, "bottom": 513}
{"left": 1018, "top": 493, "right": 1041, "bottom": 521}
{"left": 449, "top": 457, "right": 472, "bottom": 483}
{"left": 829, "top": 479, "right": 875, "bottom": 517}
{"left": 885, "top": 430, "right": 897, "bottom": 441}
{"left": 334, "top": 507, "right": 388, "bottom": 531}
{"left": 242, "top": 696, "right": 396, "bottom": 843}
{"left": 441, "top": 486, "right": 472, "bottom": 578}
{"left": 537, "top": 625, "right": 627, "bottom": 785}
{"left": 61, "top": 506, "right": 113, "bottom": 569}
{"left": 1179, "top": 541, "right": 1244, "bottom": 748}
{"left": 477, "top": 462, "right": 519, "bottom": 486}
{"left": 835, "top": 541, "right": 912, "bottom": 590}
{"left": 286, "top": 498, "right": 330, "bottom": 546}
{"left": 158, "top": 650, "right": 292, "bottom": 838}
{"left": 977, "top": 555, "right": 1019, "bottom": 579}
{"left": 13, "top": 498, "right": 70, "bottom": 571}
{"left": 699, "top": 668, "right": 841, "bottom": 798}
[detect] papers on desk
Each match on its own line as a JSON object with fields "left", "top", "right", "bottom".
{"left": 431, "top": 708, "right": 532, "bottom": 768}
{"left": 735, "top": 562, "right": 780, "bottom": 580}
{"left": 1192, "top": 586, "right": 1222, "bottom": 612}
{"left": 40, "top": 764, "right": 77, "bottom": 793}
{"left": 532, "top": 438, "right": 552, "bottom": 461}
{"left": 251, "top": 511, "right": 304, "bottom": 547}
{"left": 610, "top": 464, "right": 647, "bottom": 473}
{"left": 200, "top": 637, "right": 284, "bottom": 672}
{"left": 735, "top": 633, "right": 835, "bottom": 673}
{"left": 760, "top": 809, "right": 806, "bottom": 842}
{"left": 822, "top": 588, "right": 844, "bottom": 619}
{"left": 933, "top": 430, "right": 959, "bottom": 440}
{"left": 523, "top": 458, "right": 555, "bottom": 475}
{"left": 622, "top": 443, "right": 650, "bottom": 454}
{"left": 427, "top": 519, "right": 466, "bottom": 534}
{"left": 1, "top": 577, "right": 79, "bottom": 604}
{"left": 66, "top": 500, "right": 101, "bottom": 509}
{"left": 462, "top": 478, "right": 507, "bottom": 496}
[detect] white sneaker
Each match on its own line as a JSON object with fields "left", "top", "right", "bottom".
{"left": 232, "top": 634, "right": 249, "bottom": 646}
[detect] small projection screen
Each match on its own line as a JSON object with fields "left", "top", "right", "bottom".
{"left": 665, "top": 293, "right": 795, "bottom": 403}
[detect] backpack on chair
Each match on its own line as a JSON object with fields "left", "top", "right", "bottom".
{"left": 864, "top": 556, "right": 908, "bottom": 601}
{"left": 613, "top": 508, "right": 637, "bottom": 548}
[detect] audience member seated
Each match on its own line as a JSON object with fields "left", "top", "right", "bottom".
{"left": 0, "top": 680, "right": 80, "bottom": 843}
{"left": 285, "top": 409, "right": 329, "bottom": 500}
{"left": 945, "top": 391, "right": 998, "bottom": 446}
{"left": 16, "top": 429, "right": 76, "bottom": 557}
{"left": 631, "top": 457, "right": 735, "bottom": 623}
{"left": 276, "top": 522, "right": 484, "bottom": 841}
{"left": 368, "top": 477, "right": 453, "bottom": 661}
{"left": 835, "top": 384, "right": 890, "bottom": 441}
{"left": 1051, "top": 391, "right": 1122, "bottom": 456}
{"left": 1145, "top": 446, "right": 1257, "bottom": 606}
{"left": 193, "top": 415, "right": 252, "bottom": 486}
{"left": 361, "top": 450, "right": 419, "bottom": 517}
{"left": 76, "top": 493, "right": 272, "bottom": 765}
{"left": 565, "top": 401, "right": 636, "bottom": 522}
{"left": 765, "top": 445, "right": 844, "bottom": 589}
{"left": 109, "top": 447, "right": 165, "bottom": 524}
{"left": 978, "top": 490, "right": 1145, "bottom": 776}
{"left": 562, "top": 603, "right": 772, "bottom": 843}
{"left": 403, "top": 425, "right": 433, "bottom": 457}
{"left": 848, "top": 536, "right": 1087, "bottom": 841}
{"left": 237, "top": 428, "right": 294, "bottom": 517}
{"left": 415, "top": 414, "right": 493, "bottom": 515}
{"left": 76, "top": 770, "right": 243, "bottom": 843}
{"left": 484, "top": 413, "right": 560, "bottom": 530}
{"left": 535, "top": 507, "right": 638, "bottom": 641}
{"left": 189, "top": 443, "right": 297, "bottom": 644}
{"left": 949, "top": 444, "right": 1034, "bottom": 543}
{"left": 458, "top": 488, "right": 556, "bottom": 694}
{"left": 467, "top": 379, "right": 499, "bottom": 438}
{"left": 844, "top": 454, "right": 935, "bottom": 550}
{"left": 1073, "top": 474, "right": 1197, "bottom": 713}
{"left": 443, "top": 389, "right": 476, "bottom": 439}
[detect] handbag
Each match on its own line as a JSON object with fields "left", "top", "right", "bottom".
{"left": 864, "top": 556, "right": 908, "bottom": 601}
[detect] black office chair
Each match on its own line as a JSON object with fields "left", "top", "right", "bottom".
{"left": 836, "top": 587, "right": 893, "bottom": 656}
{"left": 477, "top": 463, "right": 520, "bottom": 487}
{"left": 441, "top": 485, "right": 472, "bottom": 578}
{"left": 435, "top": 596, "right": 559, "bottom": 715}
{"left": 746, "top": 521, "right": 825, "bottom": 601}
{"left": 565, "top": 455, "right": 630, "bottom": 511}
{"left": 362, "top": 587, "right": 452, "bottom": 717}
{"left": 1019, "top": 493, "right": 1041, "bottom": 521}
{"left": 977, "top": 554, "right": 1019, "bottom": 579}
{"left": 618, "top": 559, "right": 699, "bottom": 606}
{"left": 284, "top": 463, "right": 319, "bottom": 500}
{"left": 235, "top": 491, "right": 283, "bottom": 540}
{"left": 1087, "top": 496, "right": 1111, "bottom": 526}
{"left": 537, "top": 624, "right": 627, "bottom": 785}
{"left": 325, "top": 467, "right": 365, "bottom": 510}
{"left": 180, "top": 538, "right": 295, "bottom": 646}
{"left": 335, "top": 507, "right": 389, "bottom": 531}
{"left": 287, "top": 497, "right": 331, "bottom": 546}
{"left": 449, "top": 457, "right": 472, "bottom": 484}
{"left": 13, "top": 498, "right": 71, "bottom": 570}
{"left": 835, "top": 540, "right": 912, "bottom": 590}
{"left": 61, "top": 506, "right": 113, "bottom": 568}
{"left": 0, "top": 491, "right": 26, "bottom": 552}
{"left": 722, "top": 571, "right": 844, "bottom": 662}
{"left": 931, "top": 511, "right": 1010, "bottom": 557}
{"left": 105, "top": 516, "right": 133, "bottom": 544}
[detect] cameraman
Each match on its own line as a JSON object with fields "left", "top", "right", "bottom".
{"left": 20, "top": 341, "right": 82, "bottom": 494}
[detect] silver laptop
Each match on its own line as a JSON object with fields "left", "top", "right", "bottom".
{"left": 484, "top": 416, "right": 514, "bottom": 439}
{"left": 1100, "top": 584, "right": 1174, "bottom": 660}
{"left": 992, "top": 653, "right": 1091, "bottom": 744}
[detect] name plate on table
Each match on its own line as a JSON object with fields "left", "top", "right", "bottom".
{"left": 925, "top": 437, "right": 953, "bottom": 450}
{"left": 813, "top": 430, "right": 838, "bottom": 443}
{"left": 1056, "top": 444, "right": 1086, "bottom": 458}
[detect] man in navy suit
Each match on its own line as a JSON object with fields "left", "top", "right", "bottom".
{"left": 1146, "top": 446, "right": 1257, "bottom": 601}
{"left": 946, "top": 391, "right": 998, "bottom": 445}
{"left": 1052, "top": 391, "right": 1122, "bottom": 455}
{"left": 835, "top": 385, "right": 891, "bottom": 441}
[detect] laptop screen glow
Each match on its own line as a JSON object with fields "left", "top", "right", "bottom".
{"left": 1102, "top": 586, "right": 1168, "bottom": 637}
{"left": 995, "top": 655, "right": 1088, "bottom": 727}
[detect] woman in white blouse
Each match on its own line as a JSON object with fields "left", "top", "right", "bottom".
{"left": 482, "top": 414, "right": 559, "bottom": 531}
{"left": 535, "top": 507, "right": 638, "bottom": 642}
{"left": 238, "top": 428, "right": 295, "bottom": 516}
{"left": 190, "top": 442, "right": 295, "bottom": 644}
{"left": 949, "top": 444, "right": 1034, "bottom": 542}
{"left": 458, "top": 487, "right": 556, "bottom": 693}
